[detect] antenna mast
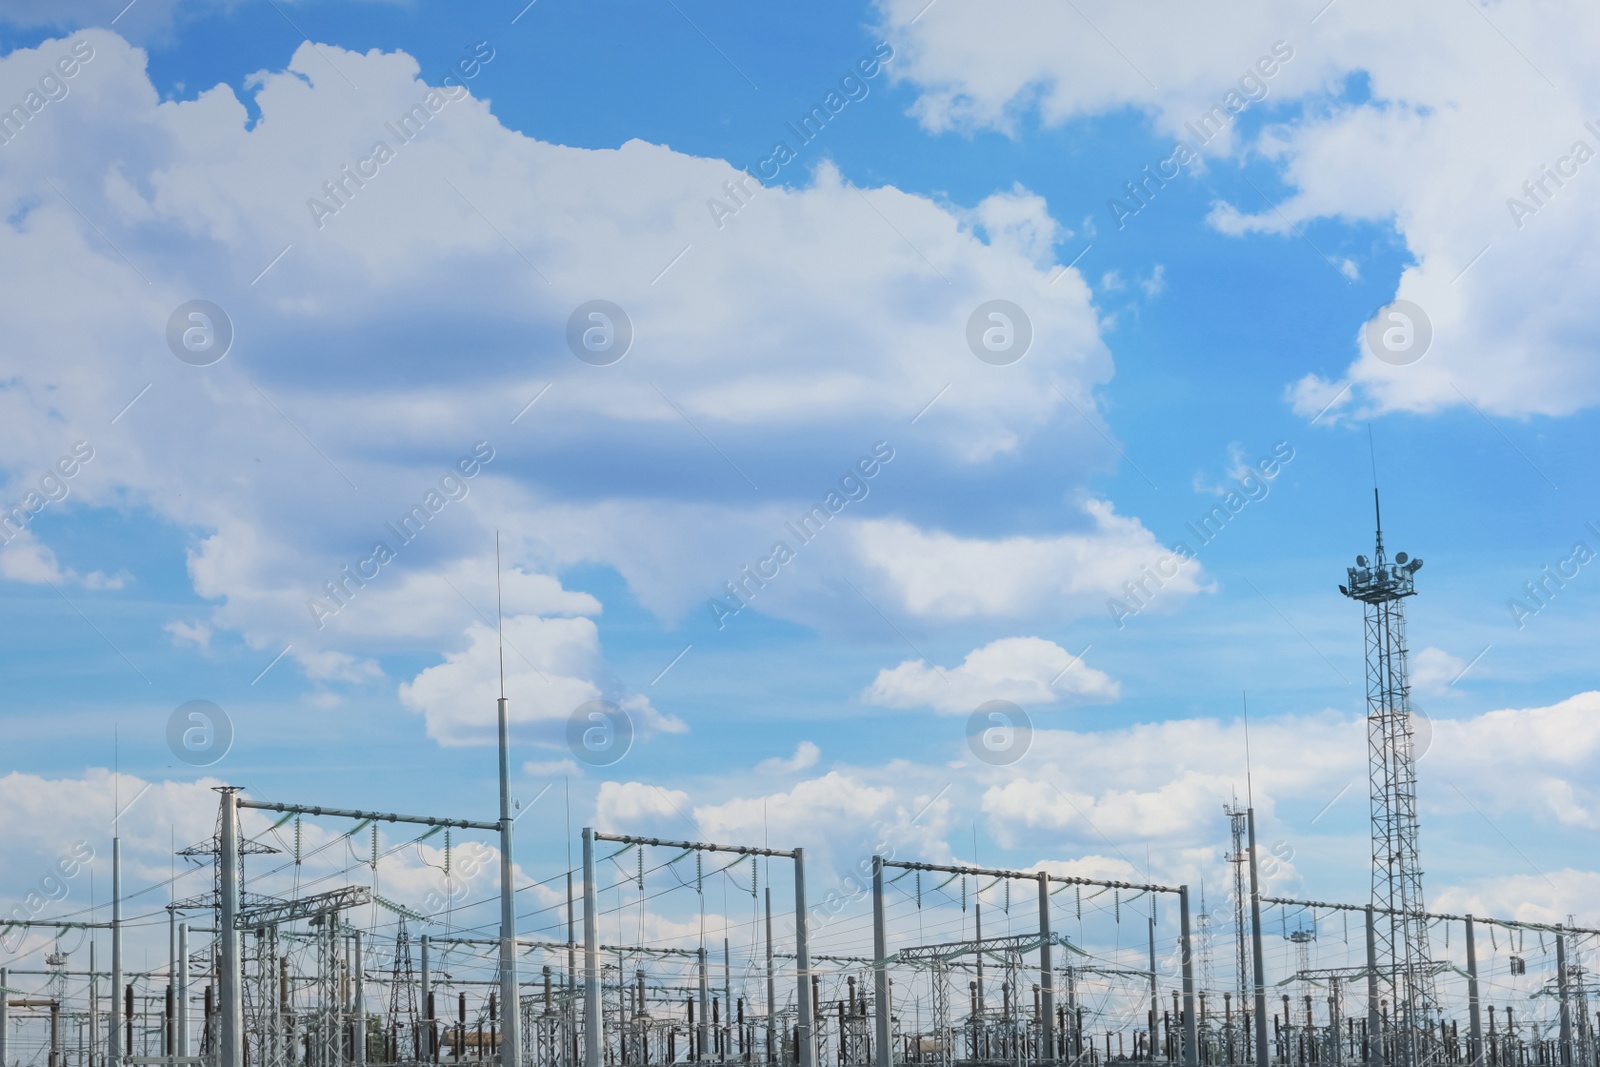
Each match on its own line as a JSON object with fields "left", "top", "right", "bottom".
{"left": 1339, "top": 491, "right": 1434, "bottom": 1067}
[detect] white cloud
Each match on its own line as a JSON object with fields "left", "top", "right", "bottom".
{"left": 864, "top": 636, "right": 1118, "bottom": 713}
{"left": 164, "top": 619, "right": 212, "bottom": 648}
{"left": 854, "top": 500, "right": 1208, "bottom": 620}
{"left": 755, "top": 741, "right": 821, "bottom": 774}
{"left": 0, "top": 30, "right": 1129, "bottom": 700}
{"left": 1409, "top": 645, "right": 1467, "bottom": 696}
{"left": 397, "top": 614, "right": 688, "bottom": 747}
{"left": 878, "top": 0, "right": 1600, "bottom": 418}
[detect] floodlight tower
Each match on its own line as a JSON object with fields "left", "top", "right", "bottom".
{"left": 1338, "top": 491, "right": 1436, "bottom": 1067}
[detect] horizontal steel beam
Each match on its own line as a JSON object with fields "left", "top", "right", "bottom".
{"left": 238, "top": 798, "right": 496, "bottom": 831}
{"left": 882, "top": 858, "right": 1180, "bottom": 896}
{"left": 592, "top": 832, "right": 794, "bottom": 859}
{"left": 1261, "top": 895, "right": 1600, "bottom": 937}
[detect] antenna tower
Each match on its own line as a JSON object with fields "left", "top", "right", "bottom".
{"left": 1339, "top": 489, "right": 1435, "bottom": 1067}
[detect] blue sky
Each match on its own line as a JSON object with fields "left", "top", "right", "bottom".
{"left": 1, "top": 0, "right": 1598, "bottom": 1002}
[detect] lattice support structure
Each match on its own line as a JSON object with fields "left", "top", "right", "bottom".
{"left": 1340, "top": 492, "right": 1437, "bottom": 1067}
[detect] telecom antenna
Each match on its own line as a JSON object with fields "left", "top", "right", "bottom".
{"left": 1339, "top": 488, "right": 1435, "bottom": 1067}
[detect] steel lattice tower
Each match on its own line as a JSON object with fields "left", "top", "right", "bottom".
{"left": 1339, "top": 491, "right": 1436, "bottom": 1067}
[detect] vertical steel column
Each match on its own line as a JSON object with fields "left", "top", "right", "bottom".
{"left": 794, "top": 849, "right": 814, "bottom": 1067}
{"left": 582, "top": 829, "right": 601, "bottom": 1067}
{"left": 1147, "top": 916, "right": 1159, "bottom": 1062}
{"left": 179, "top": 924, "right": 191, "bottom": 1057}
{"left": 497, "top": 697, "right": 521, "bottom": 1067}
{"left": 873, "top": 859, "right": 891, "bottom": 1067}
{"left": 1, "top": 965, "right": 9, "bottom": 1067}
{"left": 1366, "top": 908, "right": 1383, "bottom": 1067}
{"left": 354, "top": 930, "right": 366, "bottom": 1067}
{"left": 90, "top": 943, "right": 99, "bottom": 1067}
{"left": 422, "top": 936, "right": 432, "bottom": 1065}
{"left": 699, "top": 948, "right": 711, "bottom": 1061}
{"left": 765, "top": 889, "right": 776, "bottom": 1066}
{"left": 111, "top": 839, "right": 123, "bottom": 1067}
{"left": 169, "top": 910, "right": 178, "bottom": 1057}
{"left": 1558, "top": 930, "right": 1572, "bottom": 1067}
{"left": 220, "top": 791, "right": 243, "bottom": 1067}
{"left": 725, "top": 939, "right": 733, "bottom": 1065}
{"left": 1038, "top": 873, "right": 1055, "bottom": 1064}
{"left": 1465, "top": 918, "right": 1482, "bottom": 1067}
{"left": 1247, "top": 810, "right": 1268, "bottom": 1067}
{"left": 1180, "top": 888, "right": 1197, "bottom": 1067}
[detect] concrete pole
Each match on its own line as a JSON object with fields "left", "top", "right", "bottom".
{"left": 422, "top": 936, "right": 432, "bottom": 1064}
{"left": 1557, "top": 929, "right": 1572, "bottom": 1067}
{"left": 1038, "top": 873, "right": 1055, "bottom": 1063}
{"left": 354, "top": 930, "right": 366, "bottom": 1067}
{"left": 1465, "top": 918, "right": 1482, "bottom": 1067}
{"left": 111, "top": 839, "right": 123, "bottom": 1067}
{"left": 497, "top": 697, "right": 521, "bottom": 1067}
{"left": 873, "top": 858, "right": 891, "bottom": 1067}
{"left": 2, "top": 965, "right": 10, "bottom": 1067}
{"left": 178, "top": 924, "right": 191, "bottom": 1057}
{"left": 220, "top": 790, "right": 243, "bottom": 1067}
{"left": 794, "top": 849, "right": 814, "bottom": 1067}
{"left": 582, "top": 829, "right": 601, "bottom": 1067}
{"left": 765, "top": 888, "right": 776, "bottom": 1066}
{"left": 1180, "top": 888, "right": 1197, "bottom": 1067}
{"left": 699, "top": 947, "right": 711, "bottom": 1060}
{"left": 1366, "top": 907, "right": 1383, "bottom": 1067}
{"left": 1247, "top": 810, "right": 1268, "bottom": 1067}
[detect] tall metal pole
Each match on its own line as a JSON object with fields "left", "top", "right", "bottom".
{"left": 1366, "top": 907, "right": 1383, "bottom": 1067}
{"left": 1180, "top": 887, "right": 1197, "bottom": 1067}
{"left": 90, "top": 943, "right": 98, "bottom": 1067}
{"left": 497, "top": 696, "right": 521, "bottom": 1067}
{"left": 873, "top": 858, "right": 892, "bottom": 1067}
{"left": 794, "top": 849, "right": 814, "bottom": 1067}
{"left": 178, "top": 923, "right": 191, "bottom": 1057}
{"left": 1557, "top": 929, "right": 1572, "bottom": 1067}
{"left": 1038, "top": 873, "right": 1055, "bottom": 1064}
{"left": 1147, "top": 915, "right": 1159, "bottom": 1062}
{"left": 1465, "top": 918, "right": 1482, "bottom": 1067}
{"left": 421, "top": 935, "right": 432, "bottom": 1065}
{"left": 2, "top": 965, "right": 10, "bottom": 1067}
{"left": 1247, "top": 809, "right": 1268, "bottom": 1067}
{"left": 111, "top": 838, "right": 123, "bottom": 1067}
{"left": 220, "top": 790, "right": 243, "bottom": 1067}
{"left": 765, "top": 888, "right": 776, "bottom": 1067}
{"left": 724, "top": 938, "right": 733, "bottom": 1066}
{"left": 698, "top": 947, "right": 711, "bottom": 1061}
{"left": 354, "top": 930, "right": 366, "bottom": 1067}
{"left": 582, "top": 828, "right": 601, "bottom": 1067}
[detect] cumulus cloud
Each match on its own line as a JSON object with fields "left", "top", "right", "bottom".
{"left": 0, "top": 29, "right": 1132, "bottom": 703}
{"left": 877, "top": 0, "right": 1600, "bottom": 419}
{"left": 756, "top": 741, "right": 821, "bottom": 774}
{"left": 398, "top": 614, "right": 684, "bottom": 747}
{"left": 864, "top": 636, "right": 1118, "bottom": 713}
{"left": 854, "top": 500, "right": 1208, "bottom": 620}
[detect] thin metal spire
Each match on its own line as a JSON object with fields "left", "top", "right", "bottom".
{"left": 496, "top": 531, "right": 506, "bottom": 700}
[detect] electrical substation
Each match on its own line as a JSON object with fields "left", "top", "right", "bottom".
{"left": 2, "top": 502, "right": 1593, "bottom": 1067}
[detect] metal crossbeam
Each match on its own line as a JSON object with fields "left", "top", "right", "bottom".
{"left": 894, "top": 932, "right": 1065, "bottom": 964}
{"left": 237, "top": 798, "right": 496, "bottom": 831}
{"left": 883, "top": 858, "right": 1180, "bottom": 895}
{"left": 591, "top": 831, "right": 794, "bottom": 858}
{"left": 1262, "top": 896, "right": 1600, "bottom": 938}
{"left": 235, "top": 886, "right": 371, "bottom": 929}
